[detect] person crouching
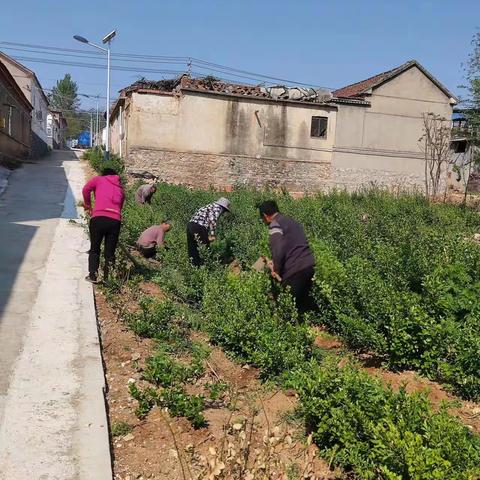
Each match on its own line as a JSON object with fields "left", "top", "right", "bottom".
{"left": 136, "top": 222, "right": 171, "bottom": 258}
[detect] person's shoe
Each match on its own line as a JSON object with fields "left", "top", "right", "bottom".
{"left": 85, "top": 274, "right": 99, "bottom": 284}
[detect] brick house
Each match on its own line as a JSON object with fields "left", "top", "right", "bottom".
{"left": 110, "top": 60, "right": 457, "bottom": 192}
{"left": 0, "top": 59, "right": 32, "bottom": 162}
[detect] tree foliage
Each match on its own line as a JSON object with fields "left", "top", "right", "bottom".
{"left": 464, "top": 31, "right": 480, "bottom": 136}
{"left": 48, "top": 74, "right": 85, "bottom": 138}
{"left": 49, "top": 74, "right": 80, "bottom": 112}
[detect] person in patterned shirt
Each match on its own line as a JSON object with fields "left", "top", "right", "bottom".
{"left": 187, "top": 197, "right": 230, "bottom": 266}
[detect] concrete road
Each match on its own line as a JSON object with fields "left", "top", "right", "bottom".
{"left": 0, "top": 151, "right": 112, "bottom": 479}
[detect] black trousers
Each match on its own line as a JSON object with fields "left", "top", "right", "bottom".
{"left": 187, "top": 222, "right": 209, "bottom": 266}
{"left": 88, "top": 216, "right": 121, "bottom": 278}
{"left": 282, "top": 265, "right": 315, "bottom": 314}
{"left": 138, "top": 244, "right": 157, "bottom": 259}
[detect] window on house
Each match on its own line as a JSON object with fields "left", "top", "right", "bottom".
{"left": 311, "top": 116, "right": 328, "bottom": 138}
{"left": 452, "top": 140, "right": 467, "bottom": 153}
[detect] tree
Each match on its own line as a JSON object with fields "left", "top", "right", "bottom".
{"left": 48, "top": 74, "right": 82, "bottom": 138}
{"left": 418, "top": 113, "right": 452, "bottom": 199}
{"left": 456, "top": 31, "right": 480, "bottom": 201}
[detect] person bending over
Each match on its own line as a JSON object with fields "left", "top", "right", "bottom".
{"left": 258, "top": 200, "right": 315, "bottom": 313}
{"left": 135, "top": 183, "right": 157, "bottom": 204}
{"left": 187, "top": 197, "right": 230, "bottom": 266}
{"left": 136, "top": 222, "right": 171, "bottom": 258}
{"left": 82, "top": 167, "right": 125, "bottom": 283}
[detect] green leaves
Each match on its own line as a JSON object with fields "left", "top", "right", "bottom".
{"left": 286, "top": 358, "right": 480, "bottom": 479}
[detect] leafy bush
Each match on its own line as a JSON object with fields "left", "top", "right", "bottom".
{"left": 83, "top": 147, "right": 124, "bottom": 175}
{"left": 110, "top": 421, "right": 133, "bottom": 437}
{"left": 202, "top": 271, "right": 315, "bottom": 378}
{"left": 286, "top": 358, "right": 480, "bottom": 480}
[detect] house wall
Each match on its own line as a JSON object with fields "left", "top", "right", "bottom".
{"left": 1, "top": 58, "right": 49, "bottom": 157}
{"left": 114, "top": 91, "right": 336, "bottom": 191}
{"left": 332, "top": 66, "right": 454, "bottom": 190}
{"left": 0, "top": 76, "right": 31, "bottom": 160}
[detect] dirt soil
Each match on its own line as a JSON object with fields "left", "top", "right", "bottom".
{"left": 95, "top": 286, "right": 339, "bottom": 480}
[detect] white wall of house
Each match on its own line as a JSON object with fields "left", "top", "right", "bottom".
{"left": 332, "top": 65, "right": 454, "bottom": 190}
{"left": 1, "top": 55, "right": 49, "bottom": 150}
{"left": 117, "top": 90, "right": 337, "bottom": 164}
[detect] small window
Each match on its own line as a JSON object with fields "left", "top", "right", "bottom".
{"left": 311, "top": 116, "right": 328, "bottom": 138}
{"left": 452, "top": 140, "right": 467, "bottom": 153}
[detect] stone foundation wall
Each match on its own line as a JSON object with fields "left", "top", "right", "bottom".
{"left": 331, "top": 166, "right": 426, "bottom": 193}
{"left": 127, "top": 147, "right": 331, "bottom": 192}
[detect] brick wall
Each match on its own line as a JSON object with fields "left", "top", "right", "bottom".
{"left": 127, "top": 147, "right": 331, "bottom": 192}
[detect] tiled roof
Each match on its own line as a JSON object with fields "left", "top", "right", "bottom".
{"left": 333, "top": 61, "right": 416, "bottom": 98}
{"left": 333, "top": 60, "right": 456, "bottom": 102}
{"left": 123, "top": 75, "right": 333, "bottom": 104}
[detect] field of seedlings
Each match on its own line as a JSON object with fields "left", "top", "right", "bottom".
{"left": 85, "top": 151, "right": 480, "bottom": 479}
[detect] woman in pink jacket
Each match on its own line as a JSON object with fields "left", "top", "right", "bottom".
{"left": 82, "top": 168, "right": 125, "bottom": 283}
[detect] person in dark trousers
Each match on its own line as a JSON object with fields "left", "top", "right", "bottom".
{"left": 258, "top": 200, "right": 315, "bottom": 313}
{"left": 187, "top": 197, "right": 230, "bottom": 266}
{"left": 136, "top": 222, "right": 171, "bottom": 258}
{"left": 135, "top": 183, "right": 157, "bottom": 204}
{"left": 82, "top": 168, "right": 125, "bottom": 283}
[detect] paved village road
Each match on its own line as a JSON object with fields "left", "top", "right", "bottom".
{"left": 0, "top": 151, "right": 111, "bottom": 479}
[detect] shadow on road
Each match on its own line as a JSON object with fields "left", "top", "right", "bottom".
{"left": 0, "top": 149, "right": 80, "bottom": 391}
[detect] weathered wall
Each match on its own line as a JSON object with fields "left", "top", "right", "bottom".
{"left": 0, "top": 77, "right": 31, "bottom": 160}
{"left": 119, "top": 90, "right": 335, "bottom": 190}
{"left": 1, "top": 57, "right": 49, "bottom": 155}
{"left": 128, "top": 147, "right": 331, "bottom": 192}
{"left": 332, "top": 65, "right": 454, "bottom": 190}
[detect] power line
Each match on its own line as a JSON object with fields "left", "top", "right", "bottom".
{"left": 1, "top": 40, "right": 331, "bottom": 88}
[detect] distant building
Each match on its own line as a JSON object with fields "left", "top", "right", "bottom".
{"left": 0, "top": 59, "right": 32, "bottom": 162}
{"left": 449, "top": 110, "right": 479, "bottom": 192}
{"left": 110, "top": 60, "right": 457, "bottom": 193}
{"left": 47, "top": 109, "right": 67, "bottom": 149}
{"left": 0, "top": 51, "right": 50, "bottom": 157}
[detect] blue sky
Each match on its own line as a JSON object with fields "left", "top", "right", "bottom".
{"left": 2, "top": 0, "right": 479, "bottom": 109}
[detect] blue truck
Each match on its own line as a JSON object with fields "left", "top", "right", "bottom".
{"left": 76, "top": 130, "right": 91, "bottom": 149}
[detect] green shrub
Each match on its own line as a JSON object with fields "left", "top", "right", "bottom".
{"left": 83, "top": 147, "right": 124, "bottom": 174}
{"left": 202, "top": 271, "right": 315, "bottom": 378}
{"left": 286, "top": 358, "right": 480, "bottom": 480}
{"left": 110, "top": 421, "right": 133, "bottom": 437}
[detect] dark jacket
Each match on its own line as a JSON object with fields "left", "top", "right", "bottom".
{"left": 268, "top": 213, "right": 315, "bottom": 281}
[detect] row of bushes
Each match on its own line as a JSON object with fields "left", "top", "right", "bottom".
{"left": 130, "top": 267, "right": 480, "bottom": 478}
{"left": 117, "top": 180, "right": 480, "bottom": 401}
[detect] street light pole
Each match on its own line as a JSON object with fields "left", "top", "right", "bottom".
{"left": 96, "top": 99, "right": 99, "bottom": 147}
{"left": 73, "top": 30, "right": 116, "bottom": 161}
{"left": 105, "top": 44, "right": 111, "bottom": 160}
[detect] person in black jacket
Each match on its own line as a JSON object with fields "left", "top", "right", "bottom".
{"left": 258, "top": 200, "right": 315, "bottom": 313}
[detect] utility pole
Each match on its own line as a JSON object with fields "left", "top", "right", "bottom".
{"left": 74, "top": 30, "right": 116, "bottom": 160}
{"left": 90, "top": 112, "right": 93, "bottom": 148}
{"left": 95, "top": 98, "right": 100, "bottom": 147}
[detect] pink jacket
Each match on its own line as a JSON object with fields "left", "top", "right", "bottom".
{"left": 82, "top": 175, "right": 125, "bottom": 221}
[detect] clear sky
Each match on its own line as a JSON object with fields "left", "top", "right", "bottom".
{"left": 2, "top": 0, "right": 479, "bottom": 109}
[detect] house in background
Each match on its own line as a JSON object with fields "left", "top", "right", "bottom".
{"left": 331, "top": 60, "right": 457, "bottom": 190}
{"left": 47, "top": 109, "right": 67, "bottom": 149}
{"left": 109, "top": 60, "right": 457, "bottom": 193}
{"left": 0, "top": 51, "right": 50, "bottom": 157}
{"left": 0, "top": 60, "right": 32, "bottom": 162}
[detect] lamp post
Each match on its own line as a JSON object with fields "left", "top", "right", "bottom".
{"left": 74, "top": 30, "right": 116, "bottom": 160}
